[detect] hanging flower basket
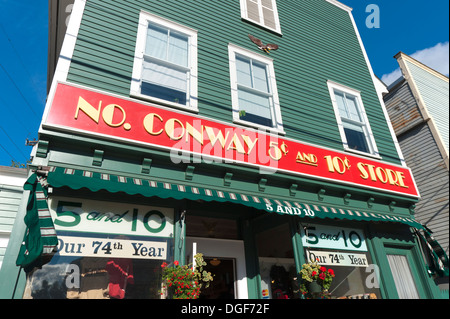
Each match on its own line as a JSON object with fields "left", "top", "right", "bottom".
{"left": 299, "top": 261, "right": 335, "bottom": 299}
{"left": 306, "top": 281, "right": 322, "bottom": 294}
{"left": 160, "top": 253, "right": 214, "bottom": 299}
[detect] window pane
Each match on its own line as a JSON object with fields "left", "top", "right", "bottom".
{"left": 345, "top": 95, "right": 362, "bottom": 122}
{"left": 142, "top": 61, "right": 187, "bottom": 92}
{"left": 257, "top": 224, "right": 299, "bottom": 299}
{"left": 344, "top": 123, "right": 370, "bottom": 153}
{"left": 387, "top": 254, "right": 420, "bottom": 299}
{"left": 141, "top": 82, "right": 187, "bottom": 105}
{"left": 252, "top": 62, "right": 269, "bottom": 93}
{"left": 168, "top": 32, "right": 188, "bottom": 67}
{"left": 335, "top": 91, "right": 349, "bottom": 118}
{"left": 236, "top": 57, "right": 252, "bottom": 87}
{"left": 142, "top": 61, "right": 187, "bottom": 105}
{"left": 146, "top": 24, "right": 168, "bottom": 60}
{"left": 23, "top": 255, "right": 168, "bottom": 299}
{"left": 238, "top": 90, "right": 273, "bottom": 127}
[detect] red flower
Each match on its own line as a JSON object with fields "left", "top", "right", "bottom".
{"left": 312, "top": 271, "right": 317, "bottom": 276}
{"left": 320, "top": 266, "right": 326, "bottom": 272}
{"left": 319, "top": 273, "right": 326, "bottom": 280}
{"left": 161, "top": 262, "right": 168, "bottom": 268}
{"left": 328, "top": 269, "right": 335, "bottom": 276}
{"left": 174, "top": 260, "right": 179, "bottom": 266}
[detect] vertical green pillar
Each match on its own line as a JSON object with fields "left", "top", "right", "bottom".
{"left": 242, "top": 219, "right": 261, "bottom": 299}
{"left": 173, "top": 209, "right": 186, "bottom": 265}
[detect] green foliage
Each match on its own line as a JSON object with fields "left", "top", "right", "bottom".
{"left": 160, "top": 253, "right": 214, "bottom": 299}
{"left": 299, "top": 261, "right": 335, "bottom": 299}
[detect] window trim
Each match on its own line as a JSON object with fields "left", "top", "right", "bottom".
{"left": 228, "top": 44, "right": 284, "bottom": 135}
{"left": 327, "top": 80, "right": 380, "bottom": 158}
{"left": 130, "top": 11, "right": 198, "bottom": 112}
{"left": 239, "top": 0, "right": 282, "bottom": 35}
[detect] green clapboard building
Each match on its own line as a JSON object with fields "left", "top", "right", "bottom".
{"left": 0, "top": 0, "right": 447, "bottom": 300}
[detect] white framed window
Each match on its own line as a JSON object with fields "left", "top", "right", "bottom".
{"left": 229, "top": 44, "right": 284, "bottom": 133}
{"left": 327, "top": 80, "right": 380, "bottom": 157}
{"left": 131, "top": 11, "right": 198, "bottom": 112}
{"left": 240, "top": 0, "right": 282, "bottom": 34}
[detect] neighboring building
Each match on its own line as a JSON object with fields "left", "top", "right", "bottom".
{"left": 383, "top": 52, "right": 449, "bottom": 287}
{"left": 0, "top": 166, "right": 27, "bottom": 271}
{"left": 0, "top": 0, "right": 446, "bottom": 299}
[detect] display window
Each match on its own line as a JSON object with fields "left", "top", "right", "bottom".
{"left": 300, "top": 223, "right": 381, "bottom": 299}
{"left": 256, "top": 223, "right": 300, "bottom": 299}
{"left": 23, "top": 197, "right": 174, "bottom": 299}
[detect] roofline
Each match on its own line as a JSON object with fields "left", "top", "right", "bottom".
{"left": 394, "top": 51, "right": 449, "bottom": 82}
{"left": 325, "top": 0, "right": 353, "bottom": 12}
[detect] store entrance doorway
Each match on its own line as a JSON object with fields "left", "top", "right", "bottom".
{"left": 186, "top": 237, "right": 248, "bottom": 298}
{"left": 200, "top": 258, "right": 235, "bottom": 299}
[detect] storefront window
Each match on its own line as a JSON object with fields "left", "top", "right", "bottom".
{"left": 256, "top": 223, "right": 299, "bottom": 299}
{"left": 23, "top": 232, "right": 174, "bottom": 299}
{"left": 22, "top": 197, "right": 175, "bottom": 299}
{"left": 24, "top": 254, "right": 169, "bottom": 299}
{"left": 301, "top": 223, "right": 381, "bottom": 299}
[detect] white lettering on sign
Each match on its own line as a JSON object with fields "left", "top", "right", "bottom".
{"left": 48, "top": 196, "right": 174, "bottom": 238}
{"left": 265, "top": 203, "right": 315, "bottom": 217}
{"left": 301, "top": 224, "right": 367, "bottom": 252}
{"left": 307, "top": 250, "right": 369, "bottom": 267}
{"left": 57, "top": 236, "right": 167, "bottom": 260}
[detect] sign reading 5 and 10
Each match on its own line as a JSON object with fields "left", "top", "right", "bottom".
{"left": 48, "top": 197, "right": 174, "bottom": 238}
{"left": 301, "top": 224, "right": 367, "bottom": 252}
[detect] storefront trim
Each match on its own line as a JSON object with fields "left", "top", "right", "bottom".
{"left": 45, "top": 166, "right": 424, "bottom": 230}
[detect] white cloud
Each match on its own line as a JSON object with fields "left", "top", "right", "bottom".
{"left": 381, "top": 68, "right": 403, "bottom": 86}
{"left": 381, "top": 41, "right": 450, "bottom": 86}
{"left": 411, "top": 41, "right": 449, "bottom": 75}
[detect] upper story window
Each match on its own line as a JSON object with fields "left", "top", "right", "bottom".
{"left": 240, "top": 0, "right": 282, "bottom": 34}
{"left": 131, "top": 11, "right": 198, "bottom": 111}
{"left": 229, "top": 44, "right": 284, "bottom": 133}
{"left": 327, "top": 81, "right": 380, "bottom": 157}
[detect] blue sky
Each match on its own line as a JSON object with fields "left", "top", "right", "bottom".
{"left": 0, "top": 0, "right": 448, "bottom": 167}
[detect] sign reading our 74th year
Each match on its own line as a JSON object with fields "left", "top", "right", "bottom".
{"left": 57, "top": 236, "right": 167, "bottom": 260}
{"left": 307, "top": 249, "right": 369, "bottom": 267}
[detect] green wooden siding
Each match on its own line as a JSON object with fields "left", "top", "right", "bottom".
{"left": 66, "top": 0, "right": 401, "bottom": 164}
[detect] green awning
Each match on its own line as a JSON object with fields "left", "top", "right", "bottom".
{"left": 46, "top": 166, "right": 425, "bottom": 230}
{"left": 418, "top": 229, "right": 449, "bottom": 277}
{"left": 16, "top": 174, "right": 58, "bottom": 272}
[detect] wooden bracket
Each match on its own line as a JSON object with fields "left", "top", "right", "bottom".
{"left": 92, "top": 149, "right": 104, "bottom": 167}
{"left": 289, "top": 184, "right": 298, "bottom": 196}
{"left": 223, "top": 172, "right": 233, "bottom": 186}
{"left": 185, "top": 165, "right": 195, "bottom": 180}
{"left": 317, "top": 189, "right": 326, "bottom": 201}
{"left": 141, "top": 158, "right": 152, "bottom": 174}
{"left": 258, "top": 178, "right": 267, "bottom": 192}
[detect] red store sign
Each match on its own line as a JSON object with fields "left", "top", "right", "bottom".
{"left": 43, "top": 83, "right": 420, "bottom": 198}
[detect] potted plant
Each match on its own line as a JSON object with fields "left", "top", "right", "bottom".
{"left": 299, "top": 261, "right": 335, "bottom": 299}
{"left": 160, "top": 253, "right": 214, "bottom": 299}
